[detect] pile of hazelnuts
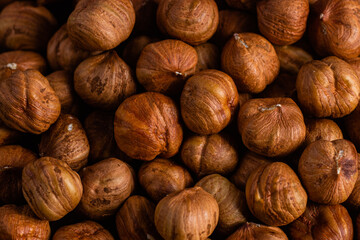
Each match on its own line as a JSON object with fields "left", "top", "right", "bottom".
{"left": 1, "top": 0, "right": 360, "bottom": 239}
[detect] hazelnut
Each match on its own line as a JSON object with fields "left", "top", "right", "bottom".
{"left": 116, "top": 195, "right": 162, "bottom": 240}
{"left": 181, "top": 69, "right": 239, "bottom": 135}
{"left": 347, "top": 154, "right": 360, "bottom": 208}
{"left": 0, "top": 69, "right": 61, "bottom": 134}
{"left": 238, "top": 98, "right": 306, "bottom": 157}
{"left": 156, "top": 0, "right": 219, "bottom": 45}
{"left": 238, "top": 93, "right": 252, "bottom": 108}
{"left": 0, "top": 145, "right": 37, "bottom": 204}
{"left": 0, "top": 1, "right": 57, "bottom": 51}
{"left": 39, "top": 114, "right": 90, "bottom": 171}
{"left": 67, "top": 0, "right": 135, "bottom": 51}
{"left": 181, "top": 133, "right": 238, "bottom": 178}
{"left": 258, "top": 73, "right": 297, "bottom": 99}
{"left": 0, "top": 119, "right": 23, "bottom": 146}
{"left": 114, "top": 92, "right": 183, "bottom": 161}
{"left": 289, "top": 203, "right": 353, "bottom": 240}
{"left": 257, "top": 0, "right": 309, "bottom": 45}
{"left": 47, "top": 24, "right": 92, "bottom": 72}
{"left": 298, "top": 139, "right": 358, "bottom": 204}
{"left": 296, "top": 56, "right": 360, "bottom": 118}
{"left": 225, "top": 0, "right": 255, "bottom": 11}
{"left": 138, "top": 158, "right": 193, "bottom": 202}
{"left": 22, "top": 157, "right": 83, "bottom": 221}
{"left": 226, "top": 222, "right": 288, "bottom": 240}
{"left": 131, "top": 0, "right": 158, "bottom": 35}
{"left": 308, "top": 0, "right": 360, "bottom": 59}
{"left": 221, "top": 33, "right": 280, "bottom": 93}
{"left": 347, "top": 57, "right": 360, "bottom": 79}
{"left": 74, "top": 50, "right": 136, "bottom": 110}
{"left": 246, "top": 162, "right": 308, "bottom": 226}
{"left": 154, "top": 187, "right": 219, "bottom": 240}
{"left": 196, "top": 174, "right": 249, "bottom": 235}
{"left": 78, "top": 158, "right": 135, "bottom": 219}
{"left": 194, "top": 43, "right": 219, "bottom": 72}
{"left": 274, "top": 45, "right": 313, "bottom": 74}
{"left": 53, "top": 221, "right": 114, "bottom": 240}
{"left": 231, "top": 151, "right": 271, "bottom": 190}
{"left": 122, "top": 35, "right": 155, "bottom": 68}
{"left": 0, "top": 204, "right": 50, "bottom": 240}
{"left": 344, "top": 104, "right": 360, "bottom": 150}
{"left": 136, "top": 39, "right": 198, "bottom": 95}
{"left": 305, "top": 118, "right": 343, "bottom": 145}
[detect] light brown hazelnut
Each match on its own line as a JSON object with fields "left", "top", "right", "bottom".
{"left": 116, "top": 195, "right": 162, "bottom": 240}
{"left": 308, "top": 0, "right": 360, "bottom": 59}
{"left": 122, "top": 35, "right": 155, "bottom": 68}
{"left": 39, "top": 114, "right": 89, "bottom": 171}
{"left": 298, "top": 139, "right": 358, "bottom": 204}
{"left": 274, "top": 45, "right": 313, "bottom": 74}
{"left": 53, "top": 221, "right": 114, "bottom": 240}
{"left": 246, "top": 162, "right": 308, "bottom": 226}
{"left": 226, "top": 222, "right": 288, "bottom": 240}
{"left": 221, "top": 33, "right": 280, "bottom": 93}
{"left": 305, "top": 118, "right": 343, "bottom": 145}
{"left": 74, "top": 50, "right": 136, "bottom": 110}
{"left": 296, "top": 56, "right": 360, "bottom": 118}
{"left": 156, "top": 0, "right": 219, "bottom": 45}
{"left": 67, "top": 0, "right": 135, "bottom": 51}
{"left": 196, "top": 174, "right": 249, "bottom": 235}
{"left": 136, "top": 39, "right": 198, "bottom": 95}
{"left": 181, "top": 133, "right": 238, "bottom": 178}
{"left": 181, "top": 69, "right": 239, "bottom": 135}
{"left": 0, "top": 69, "right": 61, "bottom": 134}
{"left": 154, "top": 187, "right": 219, "bottom": 240}
{"left": 0, "top": 204, "right": 50, "bottom": 240}
{"left": 225, "top": 0, "right": 255, "bottom": 11}
{"left": 22, "top": 157, "right": 83, "bottom": 221}
{"left": 344, "top": 104, "right": 360, "bottom": 150}
{"left": 0, "top": 1, "right": 57, "bottom": 51}
{"left": 238, "top": 98, "right": 306, "bottom": 157}
{"left": 258, "top": 73, "right": 297, "bottom": 99}
{"left": 289, "top": 203, "right": 353, "bottom": 240}
{"left": 78, "top": 158, "right": 135, "bottom": 219}
{"left": 114, "top": 92, "right": 183, "bottom": 161}
{"left": 194, "top": 43, "right": 219, "bottom": 72}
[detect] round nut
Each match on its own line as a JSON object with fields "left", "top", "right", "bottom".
{"left": 226, "top": 222, "right": 288, "bottom": 240}
{"left": 122, "top": 35, "right": 154, "bottom": 68}
{"left": 274, "top": 45, "right": 313, "bottom": 74}
{"left": 194, "top": 43, "right": 219, "bottom": 72}
{"left": 304, "top": 118, "right": 343, "bottom": 145}
{"left": 53, "top": 221, "right": 114, "bottom": 240}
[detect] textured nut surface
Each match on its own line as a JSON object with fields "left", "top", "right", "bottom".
{"left": 53, "top": 221, "right": 114, "bottom": 240}
{"left": 226, "top": 222, "right": 288, "bottom": 240}
{"left": 0, "top": 50, "right": 47, "bottom": 75}
{"left": 305, "top": 118, "right": 343, "bottom": 145}
{"left": 274, "top": 45, "right": 313, "bottom": 74}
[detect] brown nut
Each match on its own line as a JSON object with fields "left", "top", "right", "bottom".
{"left": 0, "top": 119, "right": 23, "bottom": 146}
{"left": 196, "top": 174, "right": 249, "bottom": 235}
{"left": 274, "top": 45, "right": 313, "bottom": 74}
{"left": 344, "top": 104, "right": 360, "bottom": 150}
{"left": 225, "top": 0, "right": 255, "bottom": 11}
{"left": 156, "top": 0, "right": 219, "bottom": 45}
{"left": 181, "top": 69, "right": 239, "bottom": 135}
{"left": 47, "top": 24, "right": 92, "bottom": 72}
{"left": 136, "top": 39, "right": 198, "bottom": 95}
{"left": 39, "top": 114, "right": 89, "bottom": 171}
{"left": 246, "top": 162, "right": 308, "bottom": 226}
{"left": 226, "top": 222, "right": 288, "bottom": 240}
{"left": 221, "top": 33, "right": 280, "bottom": 93}
{"left": 116, "top": 195, "right": 162, "bottom": 240}
{"left": 308, "top": 0, "right": 360, "bottom": 59}
{"left": 181, "top": 133, "right": 238, "bottom": 178}
{"left": 238, "top": 98, "right": 306, "bottom": 157}
{"left": 347, "top": 154, "right": 360, "bottom": 208}
{"left": 131, "top": 0, "right": 158, "bottom": 35}
{"left": 194, "top": 43, "right": 219, "bottom": 72}
{"left": 139, "top": 158, "right": 193, "bottom": 202}
{"left": 257, "top": 0, "right": 309, "bottom": 45}
{"left": 78, "top": 158, "right": 135, "bottom": 219}
{"left": 298, "top": 139, "right": 358, "bottom": 204}
{"left": 53, "top": 221, "right": 114, "bottom": 240}
{"left": 231, "top": 151, "right": 271, "bottom": 190}
{"left": 0, "top": 1, "right": 57, "bottom": 51}
{"left": 154, "top": 187, "right": 219, "bottom": 240}
{"left": 22, "top": 157, "right": 83, "bottom": 221}
{"left": 347, "top": 57, "right": 360, "bottom": 79}
{"left": 122, "top": 35, "right": 154, "bottom": 68}
{"left": 289, "top": 203, "right": 353, "bottom": 240}
{"left": 257, "top": 73, "right": 297, "bottom": 99}
{"left": 67, "top": 0, "right": 135, "bottom": 51}
{"left": 0, "top": 204, "right": 50, "bottom": 240}
{"left": 114, "top": 92, "right": 183, "bottom": 161}
{"left": 0, "top": 69, "right": 61, "bottom": 134}
{"left": 305, "top": 118, "right": 343, "bottom": 145}
{"left": 0, "top": 145, "right": 37, "bottom": 204}
{"left": 238, "top": 93, "right": 252, "bottom": 108}
{"left": 296, "top": 56, "right": 360, "bottom": 118}
{"left": 74, "top": 50, "right": 136, "bottom": 110}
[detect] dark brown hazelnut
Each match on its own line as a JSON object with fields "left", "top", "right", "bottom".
{"left": 181, "top": 133, "right": 238, "bottom": 178}
{"left": 298, "top": 139, "right": 358, "bottom": 204}
{"left": 274, "top": 45, "right": 313, "bottom": 74}
{"left": 122, "top": 35, "right": 154, "bottom": 68}
{"left": 246, "top": 162, "right": 308, "bottom": 226}
{"left": 136, "top": 39, "right": 197, "bottom": 95}
{"left": 0, "top": 119, "right": 23, "bottom": 146}
{"left": 221, "top": 33, "right": 280, "bottom": 93}
{"left": 156, "top": 0, "right": 219, "bottom": 45}
{"left": 344, "top": 104, "right": 360, "bottom": 150}
{"left": 53, "top": 221, "right": 114, "bottom": 240}
{"left": 181, "top": 69, "right": 239, "bottom": 135}
{"left": 305, "top": 118, "right": 343, "bottom": 145}
{"left": 347, "top": 154, "right": 360, "bottom": 208}
{"left": 238, "top": 98, "right": 306, "bottom": 157}
{"left": 238, "top": 93, "right": 252, "bottom": 108}
{"left": 347, "top": 57, "right": 360, "bottom": 79}
{"left": 226, "top": 222, "right": 288, "bottom": 240}
{"left": 114, "top": 92, "right": 183, "bottom": 161}
{"left": 194, "top": 43, "right": 219, "bottom": 72}
{"left": 131, "top": 0, "right": 158, "bottom": 35}
{"left": 78, "top": 158, "right": 135, "bottom": 219}
{"left": 258, "top": 73, "right": 297, "bottom": 99}
{"left": 0, "top": 69, "right": 61, "bottom": 134}
{"left": 296, "top": 56, "right": 360, "bottom": 118}
{"left": 138, "top": 158, "right": 193, "bottom": 202}
{"left": 225, "top": 0, "right": 255, "bottom": 11}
